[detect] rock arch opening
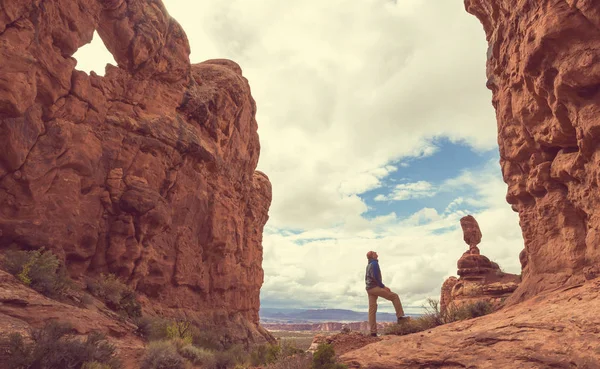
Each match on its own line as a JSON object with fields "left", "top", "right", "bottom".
{"left": 73, "top": 31, "right": 116, "bottom": 76}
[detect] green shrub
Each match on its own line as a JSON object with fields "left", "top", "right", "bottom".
{"left": 179, "top": 345, "right": 217, "bottom": 368}
{"left": 165, "top": 320, "right": 194, "bottom": 345}
{"left": 141, "top": 341, "right": 185, "bottom": 369}
{"left": 250, "top": 343, "right": 281, "bottom": 366}
{"left": 86, "top": 274, "right": 141, "bottom": 318}
{"left": 136, "top": 317, "right": 205, "bottom": 347}
{"left": 0, "top": 321, "right": 120, "bottom": 369}
{"left": 311, "top": 343, "right": 347, "bottom": 369}
{"left": 2, "top": 248, "right": 70, "bottom": 298}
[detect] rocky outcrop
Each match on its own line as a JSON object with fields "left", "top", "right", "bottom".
{"left": 441, "top": 216, "right": 520, "bottom": 311}
{"left": 439, "top": 276, "right": 458, "bottom": 313}
{"left": 341, "top": 278, "right": 600, "bottom": 368}
{"left": 0, "top": 270, "right": 144, "bottom": 369}
{"left": 0, "top": 0, "right": 271, "bottom": 343}
{"left": 464, "top": 0, "right": 600, "bottom": 302}
{"left": 309, "top": 331, "right": 381, "bottom": 356}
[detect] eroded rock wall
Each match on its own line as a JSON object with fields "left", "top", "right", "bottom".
{"left": 465, "top": 0, "right": 600, "bottom": 301}
{"left": 0, "top": 0, "right": 271, "bottom": 343}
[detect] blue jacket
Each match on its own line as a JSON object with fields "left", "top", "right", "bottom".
{"left": 365, "top": 259, "right": 385, "bottom": 290}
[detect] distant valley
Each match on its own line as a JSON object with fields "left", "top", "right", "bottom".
{"left": 260, "top": 307, "right": 403, "bottom": 323}
{"left": 260, "top": 308, "right": 421, "bottom": 331}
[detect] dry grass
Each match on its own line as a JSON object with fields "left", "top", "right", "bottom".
{"left": 384, "top": 299, "right": 495, "bottom": 336}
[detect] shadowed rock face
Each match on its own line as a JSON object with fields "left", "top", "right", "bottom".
{"left": 0, "top": 0, "right": 272, "bottom": 343}
{"left": 465, "top": 0, "right": 600, "bottom": 302}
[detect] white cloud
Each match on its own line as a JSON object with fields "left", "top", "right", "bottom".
{"left": 376, "top": 181, "right": 437, "bottom": 201}
{"left": 261, "top": 161, "right": 523, "bottom": 313}
{"left": 338, "top": 165, "right": 397, "bottom": 196}
{"left": 73, "top": 0, "right": 525, "bottom": 314}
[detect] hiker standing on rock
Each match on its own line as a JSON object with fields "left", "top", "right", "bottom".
{"left": 365, "top": 251, "right": 407, "bottom": 336}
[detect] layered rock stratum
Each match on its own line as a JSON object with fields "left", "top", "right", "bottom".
{"left": 0, "top": 0, "right": 271, "bottom": 343}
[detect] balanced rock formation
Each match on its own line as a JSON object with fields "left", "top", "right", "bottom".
{"left": 0, "top": 0, "right": 271, "bottom": 343}
{"left": 465, "top": 0, "right": 600, "bottom": 302}
{"left": 441, "top": 216, "right": 520, "bottom": 312}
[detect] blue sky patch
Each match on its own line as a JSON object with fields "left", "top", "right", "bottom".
{"left": 362, "top": 138, "right": 498, "bottom": 219}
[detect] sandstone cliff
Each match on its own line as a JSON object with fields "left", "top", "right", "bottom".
{"left": 465, "top": 0, "right": 600, "bottom": 302}
{"left": 0, "top": 0, "right": 271, "bottom": 343}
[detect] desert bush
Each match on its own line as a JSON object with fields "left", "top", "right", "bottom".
{"left": 1, "top": 321, "right": 120, "bottom": 369}
{"left": 86, "top": 274, "right": 141, "bottom": 318}
{"left": 385, "top": 299, "right": 496, "bottom": 337}
{"left": 214, "top": 344, "right": 248, "bottom": 369}
{"left": 280, "top": 340, "right": 305, "bottom": 357}
{"left": 445, "top": 300, "right": 494, "bottom": 322}
{"left": 2, "top": 248, "right": 70, "bottom": 298}
{"left": 179, "top": 345, "right": 217, "bottom": 368}
{"left": 250, "top": 340, "right": 305, "bottom": 366}
{"left": 135, "top": 316, "right": 170, "bottom": 341}
{"left": 192, "top": 328, "right": 223, "bottom": 350}
{"left": 311, "top": 343, "right": 347, "bottom": 369}
{"left": 249, "top": 343, "right": 280, "bottom": 366}
{"left": 265, "top": 353, "right": 313, "bottom": 369}
{"left": 141, "top": 341, "right": 185, "bottom": 369}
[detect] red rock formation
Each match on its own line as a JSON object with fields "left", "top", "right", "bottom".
{"left": 341, "top": 279, "right": 600, "bottom": 368}
{"left": 0, "top": 0, "right": 271, "bottom": 343}
{"left": 465, "top": 0, "right": 600, "bottom": 302}
{"left": 441, "top": 216, "right": 520, "bottom": 311}
{"left": 309, "top": 331, "right": 382, "bottom": 356}
{"left": 439, "top": 276, "right": 458, "bottom": 313}
{"left": 460, "top": 215, "right": 482, "bottom": 254}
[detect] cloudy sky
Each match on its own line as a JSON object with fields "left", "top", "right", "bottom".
{"left": 75, "top": 0, "right": 525, "bottom": 314}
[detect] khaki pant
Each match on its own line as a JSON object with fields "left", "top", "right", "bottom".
{"left": 367, "top": 287, "right": 404, "bottom": 333}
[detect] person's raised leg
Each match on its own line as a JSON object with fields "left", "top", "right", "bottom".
{"left": 378, "top": 288, "right": 405, "bottom": 320}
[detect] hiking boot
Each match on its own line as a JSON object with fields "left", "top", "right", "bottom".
{"left": 397, "top": 316, "right": 409, "bottom": 324}
{"left": 370, "top": 333, "right": 377, "bottom": 337}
